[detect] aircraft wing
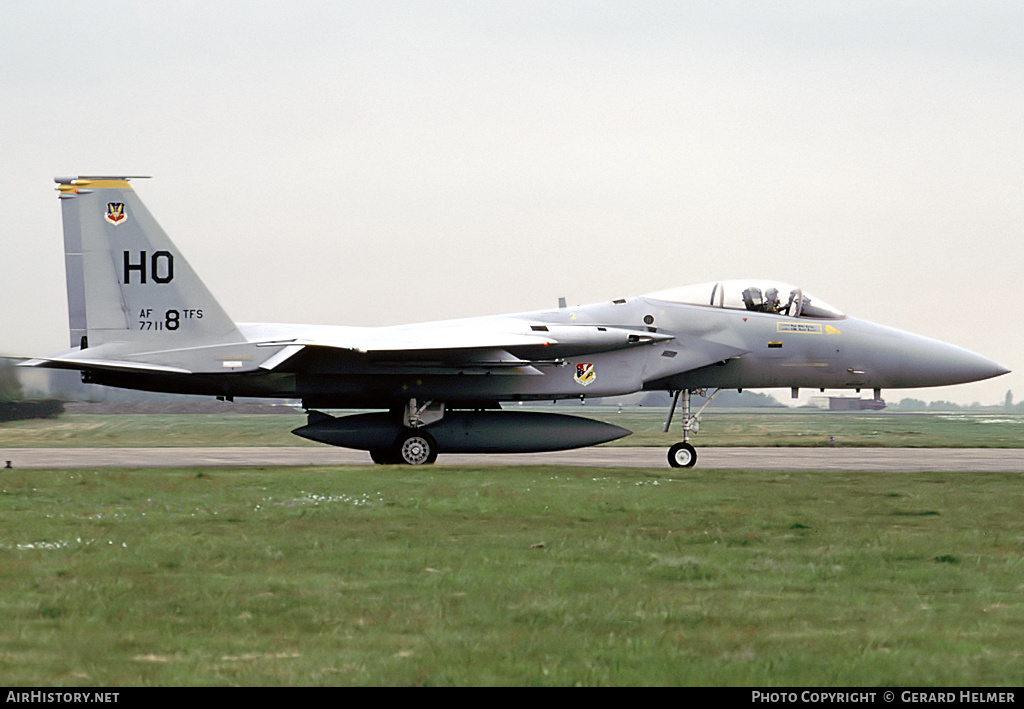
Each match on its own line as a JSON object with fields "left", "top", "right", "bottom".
{"left": 252, "top": 321, "right": 675, "bottom": 372}
{"left": 22, "top": 322, "right": 675, "bottom": 376}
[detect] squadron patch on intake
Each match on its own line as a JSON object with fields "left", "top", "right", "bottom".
{"left": 574, "top": 362, "right": 596, "bottom": 386}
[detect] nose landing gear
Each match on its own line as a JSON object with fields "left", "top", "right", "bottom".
{"left": 668, "top": 441, "right": 697, "bottom": 468}
{"left": 664, "top": 388, "right": 720, "bottom": 468}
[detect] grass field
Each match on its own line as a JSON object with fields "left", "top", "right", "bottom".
{"left": 1, "top": 409, "right": 1023, "bottom": 448}
{"left": 2, "top": 410, "right": 1022, "bottom": 685}
{"left": 2, "top": 463, "right": 1023, "bottom": 686}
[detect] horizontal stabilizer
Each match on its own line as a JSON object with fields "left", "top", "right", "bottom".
{"left": 21, "top": 355, "right": 192, "bottom": 375}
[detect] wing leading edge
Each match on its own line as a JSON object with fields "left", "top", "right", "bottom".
{"left": 22, "top": 322, "right": 677, "bottom": 377}
{"left": 252, "top": 322, "right": 676, "bottom": 372}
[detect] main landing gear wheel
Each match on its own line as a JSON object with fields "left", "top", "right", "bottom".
{"left": 369, "top": 449, "right": 397, "bottom": 465}
{"left": 668, "top": 441, "right": 697, "bottom": 468}
{"left": 394, "top": 430, "right": 439, "bottom": 465}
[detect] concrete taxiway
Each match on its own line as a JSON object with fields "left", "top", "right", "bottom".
{"left": 1, "top": 447, "right": 1022, "bottom": 472}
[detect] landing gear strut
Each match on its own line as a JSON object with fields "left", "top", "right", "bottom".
{"left": 664, "top": 388, "right": 720, "bottom": 468}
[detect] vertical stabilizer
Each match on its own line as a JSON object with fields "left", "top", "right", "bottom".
{"left": 55, "top": 177, "right": 244, "bottom": 350}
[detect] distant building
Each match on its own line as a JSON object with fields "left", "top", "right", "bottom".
{"left": 829, "top": 397, "right": 885, "bottom": 411}
{"left": 807, "top": 396, "right": 886, "bottom": 411}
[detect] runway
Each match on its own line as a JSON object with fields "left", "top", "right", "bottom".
{"left": 2, "top": 446, "right": 1022, "bottom": 472}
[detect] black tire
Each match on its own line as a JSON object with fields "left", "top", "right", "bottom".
{"left": 394, "top": 430, "right": 438, "bottom": 465}
{"left": 667, "top": 441, "right": 697, "bottom": 468}
{"left": 369, "top": 449, "right": 397, "bottom": 465}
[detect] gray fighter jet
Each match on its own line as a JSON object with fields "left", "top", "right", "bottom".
{"left": 25, "top": 176, "right": 1009, "bottom": 467}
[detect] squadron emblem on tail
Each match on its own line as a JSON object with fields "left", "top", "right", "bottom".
{"left": 105, "top": 202, "right": 126, "bottom": 225}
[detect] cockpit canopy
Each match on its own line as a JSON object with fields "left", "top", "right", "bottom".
{"left": 646, "top": 280, "right": 844, "bottom": 319}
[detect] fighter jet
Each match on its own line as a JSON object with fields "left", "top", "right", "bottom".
{"left": 24, "top": 176, "right": 1009, "bottom": 467}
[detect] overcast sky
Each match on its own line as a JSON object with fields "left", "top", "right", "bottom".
{"left": 2, "top": 1, "right": 1020, "bottom": 405}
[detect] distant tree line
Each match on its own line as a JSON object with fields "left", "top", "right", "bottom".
{"left": 889, "top": 391, "right": 1023, "bottom": 412}
{"left": 593, "top": 389, "right": 786, "bottom": 408}
{"left": 0, "top": 400, "right": 64, "bottom": 422}
{"left": 0, "top": 359, "right": 65, "bottom": 422}
{"left": 0, "top": 360, "right": 22, "bottom": 401}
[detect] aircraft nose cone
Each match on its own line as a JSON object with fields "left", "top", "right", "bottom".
{"left": 846, "top": 319, "right": 1009, "bottom": 388}
{"left": 898, "top": 341, "right": 1009, "bottom": 387}
{"left": 941, "top": 351, "right": 1010, "bottom": 385}
{"left": 880, "top": 329, "right": 1008, "bottom": 387}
